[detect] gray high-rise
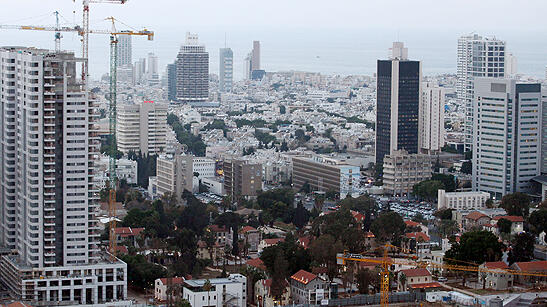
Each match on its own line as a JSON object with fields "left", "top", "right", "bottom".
{"left": 457, "top": 34, "right": 506, "bottom": 151}
{"left": 0, "top": 47, "right": 127, "bottom": 304}
{"left": 219, "top": 48, "right": 233, "bottom": 93}
{"left": 176, "top": 32, "right": 209, "bottom": 103}
{"left": 167, "top": 62, "right": 177, "bottom": 101}
{"left": 117, "top": 31, "right": 132, "bottom": 67}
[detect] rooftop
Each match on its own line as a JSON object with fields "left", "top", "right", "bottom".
{"left": 483, "top": 261, "right": 509, "bottom": 270}
{"left": 291, "top": 269, "right": 318, "bottom": 285}
{"left": 400, "top": 268, "right": 431, "bottom": 277}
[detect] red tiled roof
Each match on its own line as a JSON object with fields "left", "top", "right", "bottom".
{"left": 400, "top": 268, "right": 431, "bottom": 277}
{"left": 364, "top": 231, "right": 375, "bottom": 238}
{"left": 351, "top": 210, "right": 365, "bottom": 222}
{"left": 483, "top": 261, "right": 509, "bottom": 270}
{"left": 4, "top": 302, "right": 33, "bottom": 307}
{"left": 312, "top": 266, "right": 328, "bottom": 274}
{"left": 513, "top": 261, "right": 547, "bottom": 272}
{"left": 240, "top": 226, "right": 257, "bottom": 234}
{"left": 246, "top": 258, "right": 267, "bottom": 271}
{"left": 197, "top": 240, "right": 207, "bottom": 248}
{"left": 114, "top": 227, "right": 144, "bottom": 237}
{"left": 466, "top": 211, "right": 488, "bottom": 221}
{"left": 405, "top": 232, "right": 430, "bottom": 242}
{"left": 409, "top": 282, "right": 442, "bottom": 289}
{"left": 493, "top": 216, "right": 524, "bottom": 222}
{"left": 159, "top": 277, "right": 184, "bottom": 285}
{"left": 115, "top": 246, "right": 128, "bottom": 254}
{"left": 209, "top": 225, "right": 229, "bottom": 232}
{"left": 405, "top": 220, "right": 420, "bottom": 227}
{"left": 291, "top": 269, "right": 318, "bottom": 285}
{"left": 263, "top": 238, "right": 284, "bottom": 245}
{"left": 298, "top": 236, "right": 311, "bottom": 249}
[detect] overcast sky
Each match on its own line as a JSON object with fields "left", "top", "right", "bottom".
{"left": 1, "top": 0, "right": 546, "bottom": 79}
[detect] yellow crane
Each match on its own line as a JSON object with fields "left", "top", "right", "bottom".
{"left": 337, "top": 244, "right": 547, "bottom": 307}
{"left": 0, "top": 14, "right": 153, "bottom": 260}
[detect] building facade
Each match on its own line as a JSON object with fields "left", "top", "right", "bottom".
{"left": 0, "top": 47, "right": 127, "bottom": 305}
{"left": 437, "top": 190, "right": 490, "bottom": 210}
{"left": 117, "top": 32, "right": 132, "bottom": 67}
{"left": 289, "top": 270, "right": 329, "bottom": 305}
{"left": 292, "top": 155, "right": 360, "bottom": 198}
{"left": 182, "top": 274, "right": 246, "bottom": 307}
{"left": 116, "top": 101, "right": 168, "bottom": 155}
{"left": 176, "top": 32, "right": 209, "bottom": 103}
{"left": 156, "top": 154, "right": 193, "bottom": 199}
{"left": 167, "top": 62, "right": 177, "bottom": 101}
{"left": 472, "top": 78, "right": 541, "bottom": 199}
{"left": 420, "top": 82, "right": 445, "bottom": 154}
{"left": 457, "top": 34, "right": 506, "bottom": 151}
{"left": 382, "top": 150, "right": 432, "bottom": 196}
{"left": 219, "top": 48, "right": 233, "bottom": 93}
{"left": 376, "top": 42, "right": 422, "bottom": 166}
{"left": 542, "top": 92, "right": 547, "bottom": 174}
{"left": 223, "top": 160, "right": 262, "bottom": 197}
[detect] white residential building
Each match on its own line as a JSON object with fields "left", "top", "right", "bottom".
{"left": 117, "top": 158, "right": 138, "bottom": 185}
{"left": 219, "top": 48, "right": 233, "bottom": 93}
{"left": 457, "top": 34, "right": 506, "bottom": 151}
{"left": 420, "top": 82, "right": 445, "bottom": 153}
{"left": 0, "top": 47, "right": 128, "bottom": 305}
{"left": 182, "top": 274, "right": 246, "bottom": 307}
{"left": 382, "top": 150, "right": 432, "bottom": 196}
{"left": 472, "top": 78, "right": 541, "bottom": 199}
{"left": 117, "top": 100, "right": 168, "bottom": 155}
{"left": 156, "top": 154, "right": 192, "bottom": 199}
{"left": 437, "top": 190, "right": 490, "bottom": 210}
{"left": 117, "top": 32, "right": 132, "bottom": 67}
{"left": 192, "top": 157, "right": 215, "bottom": 179}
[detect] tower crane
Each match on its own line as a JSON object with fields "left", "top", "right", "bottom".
{"left": 337, "top": 244, "right": 547, "bottom": 307}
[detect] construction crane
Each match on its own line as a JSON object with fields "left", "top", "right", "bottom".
{"left": 337, "top": 244, "right": 547, "bottom": 307}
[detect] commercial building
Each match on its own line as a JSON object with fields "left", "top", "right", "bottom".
{"left": 182, "top": 274, "right": 247, "bottom": 307}
{"left": 542, "top": 93, "right": 547, "bottom": 174}
{"left": 167, "top": 62, "right": 177, "bottom": 101}
{"left": 156, "top": 154, "right": 193, "bottom": 199}
{"left": 192, "top": 157, "right": 216, "bottom": 179}
{"left": 376, "top": 42, "right": 422, "bottom": 166}
{"left": 245, "top": 41, "right": 261, "bottom": 79}
{"left": 147, "top": 52, "right": 159, "bottom": 85}
{"left": 437, "top": 190, "right": 490, "bottom": 210}
{"left": 382, "top": 150, "right": 432, "bottom": 196}
{"left": 457, "top": 34, "right": 506, "bottom": 151}
{"left": 219, "top": 48, "right": 233, "bottom": 93}
{"left": 176, "top": 32, "right": 209, "bottom": 103}
{"left": 223, "top": 160, "right": 262, "bottom": 197}
{"left": 292, "top": 155, "right": 360, "bottom": 198}
{"left": 116, "top": 100, "right": 168, "bottom": 155}
{"left": 133, "top": 57, "right": 146, "bottom": 84}
{"left": 420, "top": 82, "right": 445, "bottom": 154}
{"left": 117, "top": 31, "right": 132, "bottom": 67}
{"left": 472, "top": 78, "right": 541, "bottom": 199}
{"left": 0, "top": 47, "right": 128, "bottom": 305}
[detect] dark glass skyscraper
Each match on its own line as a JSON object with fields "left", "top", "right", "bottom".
{"left": 167, "top": 62, "right": 176, "bottom": 101}
{"left": 375, "top": 42, "right": 421, "bottom": 166}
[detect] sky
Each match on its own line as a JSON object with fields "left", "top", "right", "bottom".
{"left": 0, "top": 0, "right": 546, "bottom": 79}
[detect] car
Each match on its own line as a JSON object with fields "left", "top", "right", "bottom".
{"left": 437, "top": 277, "right": 447, "bottom": 282}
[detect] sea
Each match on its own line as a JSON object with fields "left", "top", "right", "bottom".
{"left": 1, "top": 26, "right": 545, "bottom": 81}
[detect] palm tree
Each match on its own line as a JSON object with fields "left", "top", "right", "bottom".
{"left": 398, "top": 272, "right": 407, "bottom": 291}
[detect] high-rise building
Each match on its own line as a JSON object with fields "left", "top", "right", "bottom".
{"left": 117, "top": 101, "right": 168, "bottom": 155}
{"left": 419, "top": 82, "right": 445, "bottom": 154}
{"left": 245, "top": 41, "right": 261, "bottom": 80}
{"left": 542, "top": 91, "right": 547, "bottom": 174}
{"left": 375, "top": 42, "right": 422, "bottom": 166}
{"left": 383, "top": 150, "right": 432, "bottom": 196}
{"left": 167, "top": 62, "right": 177, "bottom": 101}
{"left": 133, "top": 57, "right": 146, "bottom": 84}
{"left": 457, "top": 34, "right": 506, "bottom": 151}
{"left": 176, "top": 32, "right": 209, "bottom": 103}
{"left": 117, "top": 31, "right": 132, "bottom": 67}
{"left": 147, "top": 52, "right": 159, "bottom": 85}
{"left": 472, "top": 78, "right": 541, "bottom": 199}
{"left": 156, "top": 154, "right": 192, "bottom": 199}
{"left": 505, "top": 52, "right": 518, "bottom": 76}
{"left": 0, "top": 47, "right": 127, "bottom": 305}
{"left": 219, "top": 48, "right": 233, "bottom": 93}
{"left": 223, "top": 160, "right": 262, "bottom": 197}
{"left": 244, "top": 52, "right": 252, "bottom": 80}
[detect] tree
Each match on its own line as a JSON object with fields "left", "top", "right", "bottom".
{"left": 293, "top": 201, "right": 310, "bottom": 229}
{"left": 176, "top": 299, "right": 191, "bottom": 307}
{"left": 431, "top": 174, "right": 457, "bottom": 192}
{"left": 119, "top": 254, "right": 167, "bottom": 290}
{"left": 309, "top": 234, "right": 344, "bottom": 281}
{"left": 461, "top": 161, "right": 472, "bottom": 174}
{"left": 398, "top": 272, "right": 407, "bottom": 291}
{"left": 412, "top": 180, "right": 444, "bottom": 200}
{"left": 497, "top": 218, "right": 512, "bottom": 234}
{"left": 529, "top": 209, "right": 547, "bottom": 234}
{"left": 438, "top": 219, "right": 458, "bottom": 238}
{"left": 444, "top": 231, "right": 505, "bottom": 264}
{"left": 356, "top": 268, "right": 376, "bottom": 294}
{"left": 270, "top": 249, "right": 289, "bottom": 300}
{"left": 500, "top": 192, "right": 530, "bottom": 217}
{"left": 434, "top": 208, "right": 454, "bottom": 220}
{"left": 485, "top": 199, "right": 494, "bottom": 208}
{"left": 370, "top": 211, "right": 406, "bottom": 244}
{"left": 508, "top": 232, "right": 535, "bottom": 264}
{"left": 279, "top": 105, "right": 286, "bottom": 114}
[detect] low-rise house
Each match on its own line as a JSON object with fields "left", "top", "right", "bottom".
{"left": 364, "top": 231, "right": 376, "bottom": 247}
{"left": 478, "top": 262, "right": 513, "bottom": 290}
{"left": 510, "top": 261, "right": 547, "bottom": 285}
{"left": 403, "top": 232, "right": 432, "bottom": 257}
{"left": 155, "top": 277, "right": 185, "bottom": 302}
{"left": 182, "top": 274, "right": 247, "bottom": 307}
{"left": 246, "top": 258, "right": 267, "bottom": 272}
{"left": 463, "top": 211, "right": 490, "bottom": 230}
{"left": 290, "top": 269, "right": 330, "bottom": 305}
{"left": 239, "top": 226, "right": 261, "bottom": 253}
{"left": 397, "top": 268, "right": 434, "bottom": 291}
{"left": 491, "top": 216, "right": 524, "bottom": 235}
{"left": 208, "top": 225, "right": 234, "bottom": 248}
{"left": 258, "top": 238, "right": 284, "bottom": 253}
{"left": 113, "top": 227, "right": 145, "bottom": 248}
{"left": 297, "top": 235, "right": 311, "bottom": 249}
{"left": 404, "top": 220, "right": 429, "bottom": 236}
{"left": 255, "top": 279, "right": 291, "bottom": 307}
{"left": 196, "top": 240, "right": 224, "bottom": 265}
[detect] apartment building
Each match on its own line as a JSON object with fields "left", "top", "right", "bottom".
{"left": 182, "top": 274, "right": 246, "bottom": 307}
{"left": 437, "top": 190, "right": 490, "bottom": 210}
{"left": 156, "top": 154, "right": 193, "bottom": 199}
{"left": 382, "top": 150, "right": 432, "bottom": 196}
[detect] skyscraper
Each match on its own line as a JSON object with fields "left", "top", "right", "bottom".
{"left": 167, "top": 62, "right": 177, "bottom": 101}
{"left": 419, "top": 82, "right": 445, "bottom": 154}
{"left": 219, "top": 48, "right": 233, "bottom": 92}
{"left": 147, "top": 52, "right": 160, "bottom": 85}
{"left": 117, "top": 31, "right": 132, "bottom": 67}
{"left": 133, "top": 57, "right": 146, "bottom": 85}
{"left": 457, "top": 34, "right": 506, "bottom": 151}
{"left": 245, "top": 40, "right": 261, "bottom": 79}
{"left": 176, "top": 32, "right": 209, "bottom": 103}
{"left": 375, "top": 42, "right": 422, "bottom": 166}
{"left": 542, "top": 91, "right": 547, "bottom": 174}
{"left": 472, "top": 78, "right": 541, "bottom": 199}
{"left": 0, "top": 47, "right": 127, "bottom": 304}
{"left": 117, "top": 101, "right": 168, "bottom": 155}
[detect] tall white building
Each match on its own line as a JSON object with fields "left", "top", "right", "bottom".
{"left": 219, "top": 48, "right": 233, "bottom": 92}
{"left": 542, "top": 92, "right": 547, "bottom": 174}
{"left": 117, "top": 101, "right": 168, "bottom": 155}
{"left": 0, "top": 47, "right": 127, "bottom": 305}
{"left": 472, "top": 78, "right": 542, "bottom": 199}
{"left": 133, "top": 57, "right": 146, "bottom": 85}
{"left": 117, "top": 32, "right": 132, "bottom": 67}
{"left": 176, "top": 32, "right": 209, "bottom": 103}
{"left": 147, "top": 52, "right": 159, "bottom": 85}
{"left": 457, "top": 34, "right": 506, "bottom": 151}
{"left": 419, "top": 82, "right": 445, "bottom": 153}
